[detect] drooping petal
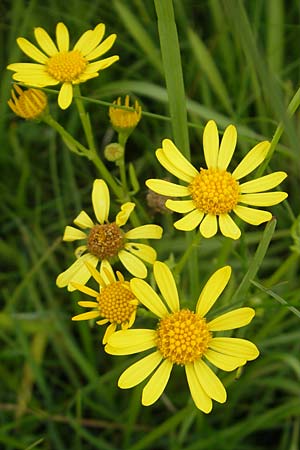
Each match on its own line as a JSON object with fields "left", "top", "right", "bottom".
{"left": 240, "top": 171, "right": 287, "bottom": 193}
{"left": 103, "top": 323, "right": 117, "bottom": 344}
{"left": 56, "top": 22, "right": 69, "bottom": 52}
{"left": 174, "top": 209, "right": 204, "bottom": 231}
{"left": 165, "top": 199, "right": 195, "bottom": 213}
{"left": 153, "top": 261, "right": 180, "bottom": 313}
{"left": 142, "top": 359, "right": 173, "bottom": 406}
{"left": 218, "top": 214, "right": 241, "bottom": 240}
{"left": 199, "top": 214, "right": 218, "bottom": 238}
{"left": 16, "top": 37, "right": 48, "bottom": 63}
{"left": 85, "top": 34, "right": 117, "bottom": 60}
{"left": 34, "top": 27, "right": 58, "bottom": 56}
{"left": 58, "top": 83, "right": 73, "bottom": 110}
{"left": 232, "top": 141, "right": 270, "bottom": 180}
{"left": 62, "top": 226, "right": 87, "bottom": 241}
{"left": 208, "top": 307, "right": 255, "bottom": 331}
{"left": 233, "top": 205, "right": 272, "bottom": 225}
{"left": 73, "top": 210, "right": 94, "bottom": 229}
{"left": 209, "top": 337, "right": 259, "bottom": 360}
{"left": 185, "top": 364, "right": 212, "bottom": 413}
{"left": 105, "top": 329, "right": 157, "bottom": 355}
{"left": 203, "top": 120, "right": 219, "bottom": 169}
{"left": 125, "top": 224, "right": 162, "bottom": 240}
{"left": 72, "top": 310, "right": 100, "bottom": 321}
{"left": 194, "top": 359, "right": 227, "bottom": 403}
{"left": 204, "top": 349, "right": 247, "bottom": 371}
{"left": 217, "top": 124, "right": 237, "bottom": 170}
{"left": 130, "top": 278, "right": 169, "bottom": 318}
{"left": 56, "top": 253, "right": 98, "bottom": 290}
{"left": 118, "top": 351, "right": 163, "bottom": 388}
{"left": 92, "top": 179, "right": 110, "bottom": 224}
{"left": 115, "top": 202, "right": 135, "bottom": 227}
{"left": 124, "top": 243, "right": 156, "bottom": 264}
{"left": 118, "top": 250, "right": 147, "bottom": 278}
{"left": 239, "top": 192, "right": 288, "bottom": 207}
{"left": 146, "top": 179, "right": 190, "bottom": 197}
{"left": 196, "top": 266, "right": 231, "bottom": 317}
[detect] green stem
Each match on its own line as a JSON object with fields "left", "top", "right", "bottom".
{"left": 117, "top": 132, "right": 129, "bottom": 198}
{"left": 74, "top": 85, "right": 96, "bottom": 153}
{"left": 174, "top": 233, "right": 202, "bottom": 277}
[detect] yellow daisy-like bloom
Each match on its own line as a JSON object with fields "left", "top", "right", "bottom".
{"left": 109, "top": 95, "right": 142, "bottom": 132}
{"left": 56, "top": 179, "right": 163, "bottom": 291}
{"left": 146, "top": 120, "right": 288, "bottom": 239}
{"left": 106, "top": 262, "right": 259, "bottom": 413}
{"left": 71, "top": 261, "right": 138, "bottom": 344}
{"left": 8, "top": 84, "right": 47, "bottom": 120}
{"left": 7, "top": 22, "right": 119, "bottom": 110}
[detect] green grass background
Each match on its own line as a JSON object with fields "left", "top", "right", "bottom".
{"left": 1, "top": 1, "right": 300, "bottom": 449}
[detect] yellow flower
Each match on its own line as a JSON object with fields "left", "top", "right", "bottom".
{"left": 8, "top": 84, "right": 47, "bottom": 120}
{"left": 106, "top": 262, "right": 259, "bottom": 413}
{"left": 56, "top": 179, "right": 163, "bottom": 290}
{"left": 109, "top": 95, "right": 141, "bottom": 132}
{"left": 7, "top": 22, "right": 119, "bottom": 110}
{"left": 71, "top": 261, "right": 138, "bottom": 344}
{"left": 146, "top": 120, "right": 288, "bottom": 239}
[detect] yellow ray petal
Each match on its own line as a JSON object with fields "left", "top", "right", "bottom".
{"left": 165, "top": 199, "right": 195, "bottom": 213}
{"left": 142, "top": 359, "right": 173, "bottom": 406}
{"left": 234, "top": 205, "right": 272, "bottom": 225}
{"left": 86, "top": 55, "right": 119, "bottom": 71}
{"left": 146, "top": 179, "right": 190, "bottom": 197}
{"left": 125, "top": 224, "right": 162, "bottom": 240}
{"left": 74, "top": 24, "right": 105, "bottom": 55}
{"left": 92, "top": 179, "right": 110, "bottom": 224}
{"left": 153, "top": 261, "right": 180, "bottom": 313}
{"left": 62, "top": 226, "right": 87, "bottom": 241}
{"left": 16, "top": 37, "right": 48, "bottom": 64}
{"left": 56, "top": 22, "right": 69, "bottom": 52}
{"left": 199, "top": 214, "right": 218, "bottom": 238}
{"left": 162, "top": 139, "right": 198, "bottom": 178}
{"left": 118, "top": 351, "right": 163, "bottom": 388}
{"left": 7, "top": 62, "right": 46, "bottom": 72}
{"left": 85, "top": 261, "right": 106, "bottom": 287}
{"left": 77, "top": 301, "right": 99, "bottom": 307}
{"left": 34, "top": 27, "right": 58, "bottom": 56}
{"left": 208, "top": 307, "right": 255, "bottom": 331}
{"left": 209, "top": 337, "right": 259, "bottom": 360}
{"left": 232, "top": 141, "right": 270, "bottom": 180}
{"left": 203, "top": 120, "right": 219, "bottom": 169}
{"left": 58, "top": 82, "right": 73, "bottom": 110}
{"left": 156, "top": 149, "right": 193, "bottom": 183}
{"left": 69, "top": 282, "right": 99, "bottom": 298}
{"left": 204, "top": 349, "right": 247, "bottom": 371}
{"left": 115, "top": 202, "right": 135, "bottom": 227}
{"left": 73, "top": 210, "right": 94, "bottom": 229}
{"left": 125, "top": 243, "right": 157, "bottom": 264}
{"left": 174, "top": 209, "right": 204, "bottom": 231}
{"left": 100, "top": 260, "right": 116, "bottom": 285}
{"left": 72, "top": 310, "right": 100, "bottom": 321}
{"left": 194, "top": 359, "right": 227, "bottom": 403}
{"left": 118, "top": 250, "right": 147, "bottom": 278}
{"left": 130, "top": 278, "right": 169, "bottom": 318}
{"left": 56, "top": 253, "right": 98, "bottom": 290}
{"left": 86, "top": 34, "right": 117, "bottom": 60}
{"left": 218, "top": 214, "right": 241, "bottom": 240}
{"left": 239, "top": 192, "right": 288, "bottom": 207}
{"left": 74, "top": 245, "right": 87, "bottom": 258}
{"left": 240, "top": 171, "right": 287, "bottom": 193}
{"left": 185, "top": 364, "right": 212, "bottom": 413}
{"left": 217, "top": 124, "right": 237, "bottom": 170}
{"left": 196, "top": 266, "right": 231, "bottom": 317}
{"left": 106, "top": 329, "right": 157, "bottom": 354}
{"left": 11, "top": 71, "right": 59, "bottom": 86}
{"left": 103, "top": 322, "right": 117, "bottom": 344}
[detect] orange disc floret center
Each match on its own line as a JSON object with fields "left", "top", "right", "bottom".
{"left": 156, "top": 309, "right": 212, "bottom": 365}
{"left": 98, "top": 281, "right": 137, "bottom": 324}
{"left": 87, "top": 223, "right": 125, "bottom": 260}
{"left": 46, "top": 50, "right": 87, "bottom": 82}
{"left": 189, "top": 168, "right": 240, "bottom": 215}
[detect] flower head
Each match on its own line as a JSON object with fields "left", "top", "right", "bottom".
{"left": 109, "top": 95, "right": 141, "bottom": 133}
{"left": 146, "top": 120, "right": 288, "bottom": 239}
{"left": 56, "top": 179, "right": 163, "bottom": 291}
{"left": 8, "top": 84, "right": 47, "bottom": 120}
{"left": 106, "top": 262, "right": 259, "bottom": 413}
{"left": 71, "top": 261, "right": 138, "bottom": 343}
{"left": 7, "top": 22, "right": 119, "bottom": 109}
